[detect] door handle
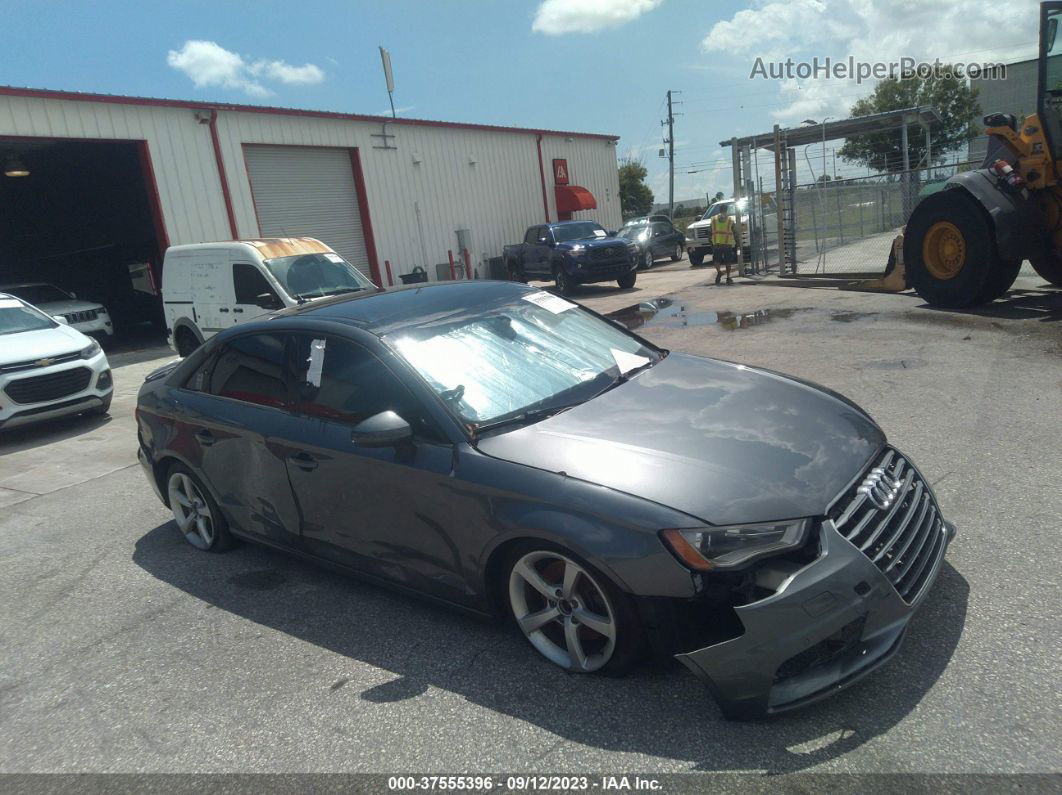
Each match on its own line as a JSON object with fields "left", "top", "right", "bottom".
{"left": 233, "top": 307, "right": 244, "bottom": 313}
{"left": 219, "top": 307, "right": 230, "bottom": 313}
{"left": 195, "top": 430, "right": 216, "bottom": 447}
{"left": 287, "top": 452, "right": 318, "bottom": 472}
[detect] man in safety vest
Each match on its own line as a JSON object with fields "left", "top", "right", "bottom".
{"left": 710, "top": 212, "right": 737, "bottom": 285}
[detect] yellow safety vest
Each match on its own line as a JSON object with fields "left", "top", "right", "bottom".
{"left": 711, "top": 214, "right": 734, "bottom": 246}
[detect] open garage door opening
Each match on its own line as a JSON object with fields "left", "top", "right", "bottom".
{"left": 0, "top": 138, "right": 166, "bottom": 347}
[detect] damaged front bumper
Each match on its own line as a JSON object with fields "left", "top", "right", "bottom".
{"left": 675, "top": 517, "right": 956, "bottom": 719}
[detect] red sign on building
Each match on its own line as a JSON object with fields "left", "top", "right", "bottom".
{"left": 552, "top": 159, "right": 569, "bottom": 185}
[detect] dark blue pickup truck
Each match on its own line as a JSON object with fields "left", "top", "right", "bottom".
{"left": 502, "top": 220, "right": 638, "bottom": 294}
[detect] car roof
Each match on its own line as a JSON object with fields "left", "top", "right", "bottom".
{"left": 547, "top": 220, "right": 601, "bottom": 226}
{"left": 0, "top": 282, "right": 54, "bottom": 290}
{"left": 272, "top": 280, "right": 541, "bottom": 336}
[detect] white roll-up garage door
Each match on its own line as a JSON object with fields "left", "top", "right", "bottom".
{"left": 244, "top": 145, "right": 372, "bottom": 278}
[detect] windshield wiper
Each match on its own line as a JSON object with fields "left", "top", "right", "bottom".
{"left": 471, "top": 402, "right": 580, "bottom": 437}
{"left": 318, "top": 287, "right": 367, "bottom": 297}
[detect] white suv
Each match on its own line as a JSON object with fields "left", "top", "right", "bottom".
{"left": 685, "top": 197, "right": 776, "bottom": 266}
{"left": 0, "top": 293, "right": 113, "bottom": 430}
{"left": 0, "top": 282, "right": 114, "bottom": 341}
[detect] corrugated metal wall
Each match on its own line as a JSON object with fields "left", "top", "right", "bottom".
{"left": 0, "top": 92, "right": 622, "bottom": 283}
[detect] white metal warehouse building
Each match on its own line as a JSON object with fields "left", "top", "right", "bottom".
{"left": 0, "top": 86, "right": 621, "bottom": 332}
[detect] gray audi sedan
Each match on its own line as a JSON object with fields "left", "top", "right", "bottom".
{"left": 136, "top": 280, "right": 954, "bottom": 718}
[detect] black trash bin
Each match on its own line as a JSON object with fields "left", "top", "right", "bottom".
{"left": 399, "top": 266, "right": 428, "bottom": 285}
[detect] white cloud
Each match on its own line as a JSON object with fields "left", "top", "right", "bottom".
{"left": 703, "top": 0, "right": 1038, "bottom": 122}
{"left": 167, "top": 40, "right": 325, "bottom": 98}
{"left": 532, "top": 0, "right": 664, "bottom": 35}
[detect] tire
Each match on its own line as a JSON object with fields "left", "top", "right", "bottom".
{"left": 641, "top": 248, "right": 654, "bottom": 269}
{"left": 165, "top": 463, "right": 236, "bottom": 552}
{"left": 1029, "top": 250, "right": 1062, "bottom": 287}
{"left": 974, "top": 258, "right": 1021, "bottom": 303}
{"left": 688, "top": 249, "right": 705, "bottom": 267}
{"left": 175, "top": 327, "right": 200, "bottom": 358}
{"left": 671, "top": 243, "right": 683, "bottom": 262}
{"left": 617, "top": 271, "right": 637, "bottom": 289}
{"left": 903, "top": 189, "right": 1000, "bottom": 308}
{"left": 554, "top": 265, "right": 577, "bottom": 295}
{"left": 507, "top": 261, "right": 527, "bottom": 283}
{"left": 505, "top": 543, "right": 646, "bottom": 675}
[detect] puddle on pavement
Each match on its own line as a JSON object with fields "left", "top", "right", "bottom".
{"left": 607, "top": 298, "right": 878, "bottom": 332}
{"left": 607, "top": 298, "right": 809, "bottom": 331}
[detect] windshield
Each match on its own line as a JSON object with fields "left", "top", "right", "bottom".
{"left": 387, "top": 291, "right": 661, "bottom": 430}
{"left": 263, "top": 253, "right": 375, "bottom": 300}
{"left": 0, "top": 299, "right": 58, "bottom": 335}
{"left": 617, "top": 224, "right": 648, "bottom": 240}
{"left": 4, "top": 284, "right": 71, "bottom": 305}
{"left": 552, "top": 222, "right": 607, "bottom": 243}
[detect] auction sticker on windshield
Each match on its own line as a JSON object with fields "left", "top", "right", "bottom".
{"left": 521, "top": 290, "right": 576, "bottom": 314}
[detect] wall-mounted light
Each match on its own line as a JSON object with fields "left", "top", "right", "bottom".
{"left": 468, "top": 157, "right": 477, "bottom": 166}
{"left": 194, "top": 110, "right": 212, "bottom": 125}
{"left": 4, "top": 155, "right": 29, "bottom": 177}
{"left": 411, "top": 152, "right": 422, "bottom": 165}
{"left": 565, "top": 136, "right": 574, "bottom": 142}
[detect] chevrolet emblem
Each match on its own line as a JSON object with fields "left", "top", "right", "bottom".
{"left": 35, "top": 357, "right": 55, "bottom": 367}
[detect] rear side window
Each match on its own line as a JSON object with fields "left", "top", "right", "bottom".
{"left": 524, "top": 227, "right": 540, "bottom": 244}
{"left": 233, "top": 263, "right": 274, "bottom": 304}
{"left": 209, "top": 333, "right": 291, "bottom": 409}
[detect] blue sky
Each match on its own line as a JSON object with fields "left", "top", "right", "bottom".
{"left": 1, "top": 0, "right": 1039, "bottom": 204}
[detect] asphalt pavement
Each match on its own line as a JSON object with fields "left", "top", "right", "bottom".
{"left": 1, "top": 262, "right": 1060, "bottom": 778}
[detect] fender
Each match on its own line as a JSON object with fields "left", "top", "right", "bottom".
{"left": 171, "top": 317, "right": 205, "bottom": 345}
{"left": 944, "top": 169, "right": 1045, "bottom": 261}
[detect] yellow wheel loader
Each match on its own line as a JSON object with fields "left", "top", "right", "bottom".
{"left": 904, "top": 1, "right": 1062, "bottom": 307}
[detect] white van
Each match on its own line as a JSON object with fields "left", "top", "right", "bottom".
{"left": 161, "top": 237, "right": 376, "bottom": 357}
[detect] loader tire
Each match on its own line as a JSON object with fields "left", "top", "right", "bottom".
{"left": 973, "top": 258, "right": 1022, "bottom": 303}
{"left": 1029, "top": 251, "right": 1062, "bottom": 287}
{"left": 903, "top": 189, "right": 999, "bottom": 308}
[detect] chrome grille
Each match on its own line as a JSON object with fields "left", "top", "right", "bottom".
{"left": 4, "top": 367, "right": 93, "bottom": 404}
{"left": 0, "top": 350, "right": 81, "bottom": 374}
{"left": 831, "top": 448, "right": 947, "bottom": 604}
{"left": 63, "top": 309, "right": 99, "bottom": 324}
{"left": 695, "top": 227, "right": 711, "bottom": 240}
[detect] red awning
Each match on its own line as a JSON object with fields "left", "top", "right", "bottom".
{"left": 555, "top": 184, "right": 597, "bottom": 213}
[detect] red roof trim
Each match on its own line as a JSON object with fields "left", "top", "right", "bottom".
{"left": 0, "top": 86, "right": 620, "bottom": 142}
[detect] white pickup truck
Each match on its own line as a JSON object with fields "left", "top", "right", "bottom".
{"left": 685, "top": 197, "right": 776, "bottom": 266}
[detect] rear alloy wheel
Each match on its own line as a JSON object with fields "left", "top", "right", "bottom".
{"left": 671, "top": 243, "right": 683, "bottom": 262}
{"left": 166, "top": 465, "right": 234, "bottom": 552}
{"left": 175, "top": 328, "right": 200, "bottom": 358}
{"left": 508, "top": 550, "right": 626, "bottom": 673}
{"left": 904, "top": 189, "right": 1007, "bottom": 307}
{"left": 508, "top": 262, "right": 527, "bottom": 283}
{"left": 1030, "top": 250, "right": 1062, "bottom": 287}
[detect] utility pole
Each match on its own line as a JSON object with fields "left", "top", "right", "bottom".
{"left": 662, "top": 90, "right": 681, "bottom": 217}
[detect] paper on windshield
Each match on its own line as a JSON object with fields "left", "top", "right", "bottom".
{"left": 0, "top": 299, "right": 21, "bottom": 309}
{"left": 324, "top": 253, "right": 344, "bottom": 263}
{"left": 306, "top": 338, "right": 327, "bottom": 386}
{"left": 521, "top": 290, "right": 576, "bottom": 314}
{"left": 592, "top": 229, "right": 607, "bottom": 238}
{"left": 610, "top": 348, "right": 650, "bottom": 374}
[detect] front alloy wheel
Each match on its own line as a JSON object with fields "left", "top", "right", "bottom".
{"left": 641, "top": 247, "right": 654, "bottom": 269}
{"left": 508, "top": 550, "right": 617, "bottom": 672}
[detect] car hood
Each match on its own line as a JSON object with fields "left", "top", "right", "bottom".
{"left": 34, "top": 299, "right": 106, "bottom": 314}
{"left": 0, "top": 324, "right": 91, "bottom": 364}
{"left": 476, "top": 353, "right": 884, "bottom": 526}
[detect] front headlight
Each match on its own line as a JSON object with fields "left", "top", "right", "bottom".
{"left": 661, "top": 519, "right": 810, "bottom": 571}
{"left": 80, "top": 340, "right": 102, "bottom": 359}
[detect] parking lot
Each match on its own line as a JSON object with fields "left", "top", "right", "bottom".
{"left": 2, "top": 261, "right": 1060, "bottom": 777}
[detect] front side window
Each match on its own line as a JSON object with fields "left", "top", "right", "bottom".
{"left": 208, "top": 333, "right": 291, "bottom": 409}
{"left": 233, "top": 263, "right": 276, "bottom": 304}
{"left": 0, "top": 299, "right": 57, "bottom": 335}
{"left": 387, "top": 292, "right": 661, "bottom": 431}
{"left": 263, "top": 253, "right": 374, "bottom": 301}
{"left": 289, "top": 335, "right": 442, "bottom": 440}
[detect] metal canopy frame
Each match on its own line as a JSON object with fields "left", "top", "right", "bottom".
{"left": 721, "top": 106, "right": 942, "bottom": 274}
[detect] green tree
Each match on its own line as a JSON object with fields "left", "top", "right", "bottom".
{"left": 618, "top": 159, "right": 654, "bottom": 218}
{"left": 837, "top": 66, "right": 981, "bottom": 172}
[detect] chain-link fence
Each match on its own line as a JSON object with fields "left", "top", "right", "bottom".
{"left": 788, "top": 161, "right": 978, "bottom": 276}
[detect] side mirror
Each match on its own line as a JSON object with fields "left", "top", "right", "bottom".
{"left": 607, "top": 230, "right": 617, "bottom": 236}
{"left": 69, "top": 291, "right": 77, "bottom": 299}
{"left": 350, "top": 410, "right": 412, "bottom": 447}
{"left": 255, "top": 292, "right": 283, "bottom": 310}
{"left": 53, "top": 315, "right": 69, "bottom": 325}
